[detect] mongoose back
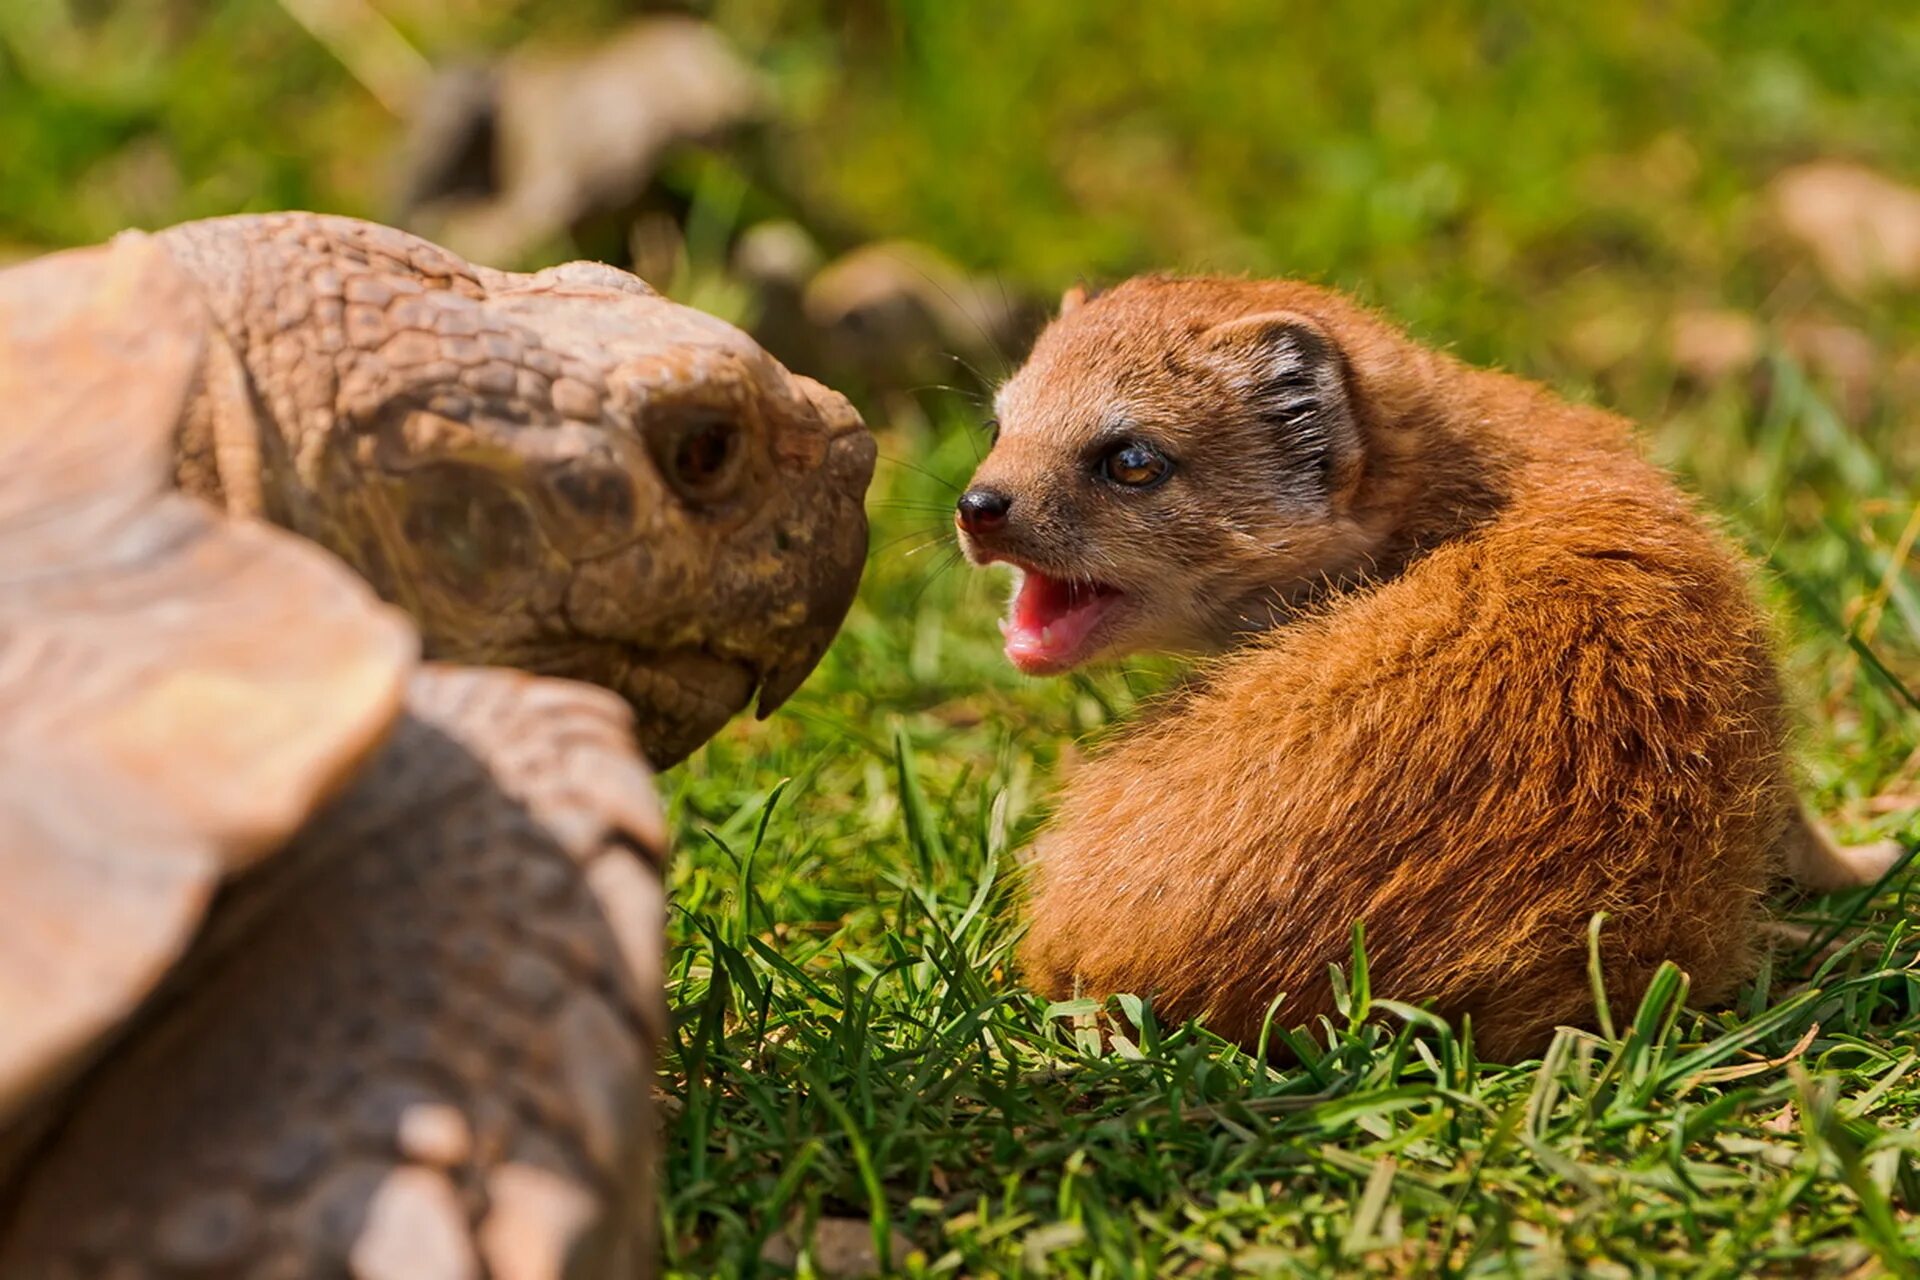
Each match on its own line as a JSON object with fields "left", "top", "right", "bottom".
{"left": 956, "top": 276, "right": 1895, "bottom": 1060}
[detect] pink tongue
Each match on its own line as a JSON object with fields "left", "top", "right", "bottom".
{"left": 1002, "top": 573, "right": 1113, "bottom": 672}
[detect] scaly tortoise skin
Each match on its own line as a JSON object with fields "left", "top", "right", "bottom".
{"left": 0, "top": 219, "right": 873, "bottom": 1277}
{"left": 162, "top": 211, "right": 874, "bottom": 767}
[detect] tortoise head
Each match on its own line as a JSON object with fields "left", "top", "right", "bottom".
{"left": 166, "top": 217, "right": 874, "bottom": 765}
{"left": 347, "top": 261, "right": 876, "bottom": 766}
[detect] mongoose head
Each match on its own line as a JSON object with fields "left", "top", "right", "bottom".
{"left": 957, "top": 276, "right": 1406, "bottom": 674}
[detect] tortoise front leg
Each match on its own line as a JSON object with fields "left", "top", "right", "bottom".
{"left": 0, "top": 668, "right": 667, "bottom": 1280}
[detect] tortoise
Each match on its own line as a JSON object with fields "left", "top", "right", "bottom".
{"left": 0, "top": 217, "right": 873, "bottom": 1276}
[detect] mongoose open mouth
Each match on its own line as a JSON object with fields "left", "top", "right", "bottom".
{"left": 1001, "top": 569, "right": 1126, "bottom": 674}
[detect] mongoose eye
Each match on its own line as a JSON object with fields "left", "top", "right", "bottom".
{"left": 1099, "top": 439, "right": 1172, "bottom": 489}
{"left": 653, "top": 413, "right": 743, "bottom": 506}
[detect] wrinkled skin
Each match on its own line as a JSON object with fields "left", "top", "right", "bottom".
{"left": 158, "top": 213, "right": 874, "bottom": 764}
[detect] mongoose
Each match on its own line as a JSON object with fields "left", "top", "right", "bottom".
{"left": 956, "top": 276, "right": 1900, "bottom": 1060}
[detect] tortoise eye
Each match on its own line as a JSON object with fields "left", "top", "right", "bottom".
{"left": 654, "top": 413, "right": 743, "bottom": 505}
{"left": 1098, "top": 439, "right": 1172, "bottom": 488}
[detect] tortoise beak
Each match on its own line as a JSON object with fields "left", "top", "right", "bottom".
{"left": 756, "top": 427, "right": 873, "bottom": 719}
{"left": 755, "top": 656, "right": 814, "bottom": 719}
{"left": 754, "top": 575, "right": 854, "bottom": 719}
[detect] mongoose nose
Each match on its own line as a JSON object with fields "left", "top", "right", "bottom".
{"left": 956, "top": 487, "right": 1012, "bottom": 534}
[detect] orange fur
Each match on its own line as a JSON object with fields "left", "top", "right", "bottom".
{"left": 972, "top": 277, "right": 1792, "bottom": 1061}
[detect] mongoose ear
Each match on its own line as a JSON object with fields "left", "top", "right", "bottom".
{"left": 1203, "top": 312, "right": 1361, "bottom": 502}
{"left": 1059, "top": 281, "right": 1102, "bottom": 316}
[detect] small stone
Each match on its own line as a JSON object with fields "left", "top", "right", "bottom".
{"left": 760, "top": 1217, "right": 916, "bottom": 1278}
{"left": 349, "top": 1166, "right": 477, "bottom": 1280}
{"left": 1769, "top": 160, "right": 1920, "bottom": 293}
{"left": 815, "top": 1218, "right": 918, "bottom": 1277}
{"left": 1669, "top": 308, "right": 1757, "bottom": 385}
{"left": 398, "top": 1102, "right": 474, "bottom": 1167}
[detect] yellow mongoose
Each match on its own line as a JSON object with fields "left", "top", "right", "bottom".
{"left": 957, "top": 276, "right": 1898, "bottom": 1059}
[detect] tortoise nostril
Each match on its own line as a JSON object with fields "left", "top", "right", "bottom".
{"left": 956, "top": 487, "right": 1012, "bottom": 534}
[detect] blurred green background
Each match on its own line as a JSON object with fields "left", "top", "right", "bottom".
{"left": 9, "top": 0, "right": 1907, "bottom": 842}
{"left": 8, "top": 3, "right": 1920, "bottom": 1274}
{"left": 7, "top": 1, "right": 1918, "bottom": 372}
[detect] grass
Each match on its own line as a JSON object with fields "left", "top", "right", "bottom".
{"left": 662, "top": 373, "right": 1920, "bottom": 1275}
{"left": 4, "top": 2, "right": 1919, "bottom": 1275}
